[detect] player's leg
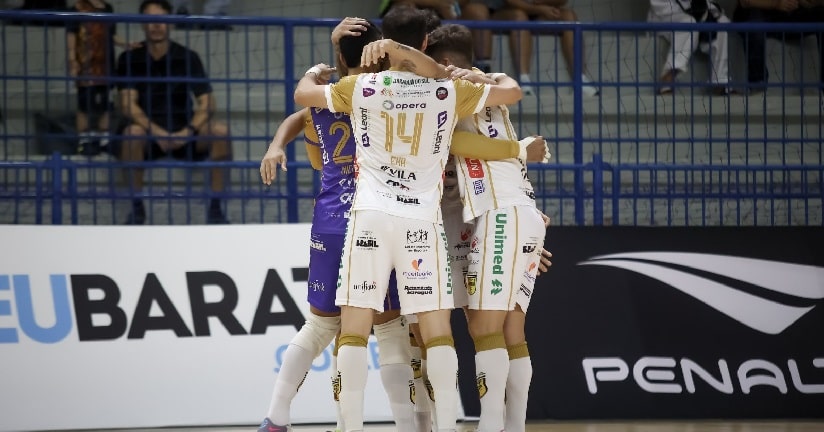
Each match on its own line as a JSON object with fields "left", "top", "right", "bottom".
{"left": 374, "top": 277, "right": 415, "bottom": 432}
{"left": 503, "top": 206, "right": 545, "bottom": 432}
{"left": 397, "top": 219, "right": 457, "bottom": 432}
{"left": 407, "top": 317, "right": 433, "bottom": 432}
{"left": 260, "top": 232, "right": 343, "bottom": 431}
{"left": 335, "top": 210, "right": 394, "bottom": 432}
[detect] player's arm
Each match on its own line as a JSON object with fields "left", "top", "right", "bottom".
{"left": 301, "top": 111, "right": 324, "bottom": 171}
{"left": 482, "top": 73, "right": 523, "bottom": 107}
{"left": 260, "top": 108, "right": 310, "bottom": 185}
{"left": 361, "top": 39, "right": 449, "bottom": 79}
{"left": 294, "top": 63, "right": 338, "bottom": 109}
{"left": 450, "top": 132, "right": 519, "bottom": 160}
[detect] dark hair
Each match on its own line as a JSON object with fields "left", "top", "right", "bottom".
{"left": 425, "top": 24, "right": 474, "bottom": 68}
{"left": 381, "top": 6, "right": 429, "bottom": 50}
{"left": 339, "top": 20, "right": 383, "bottom": 68}
{"left": 139, "top": 0, "right": 172, "bottom": 14}
{"left": 422, "top": 8, "right": 442, "bottom": 34}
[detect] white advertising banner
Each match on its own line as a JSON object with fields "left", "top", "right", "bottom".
{"left": 0, "top": 224, "right": 435, "bottom": 431}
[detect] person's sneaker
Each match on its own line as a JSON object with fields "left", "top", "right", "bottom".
{"left": 519, "top": 73, "right": 535, "bottom": 96}
{"left": 257, "top": 417, "right": 288, "bottom": 432}
{"left": 581, "top": 74, "right": 600, "bottom": 97}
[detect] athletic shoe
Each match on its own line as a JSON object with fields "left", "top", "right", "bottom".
{"left": 257, "top": 417, "right": 288, "bottom": 432}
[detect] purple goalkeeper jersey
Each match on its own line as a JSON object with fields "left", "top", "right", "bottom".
{"left": 308, "top": 107, "right": 356, "bottom": 234}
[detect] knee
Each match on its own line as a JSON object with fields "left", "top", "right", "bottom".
{"left": 119, "top": 124, "right": 147, "bottom": 159}
{"left": 204, "top": 121, "right": 232, "bottom": 160}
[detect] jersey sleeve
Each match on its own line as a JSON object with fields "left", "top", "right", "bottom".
{"left": 325, "top": 75, "right": 358, "bottom": 113}
{"left": 449, "top": 131, "right": 518, "bottom": 160}
{"left": 303, "top": 112, "right": 323, "bottom": 171}
{"left": 303, "top": 110, "right": 320, "bottom": 146}
{"left": 454, "top": 79, "right": 490, "bottom": 118}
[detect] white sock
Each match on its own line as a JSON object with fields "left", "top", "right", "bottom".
{"left": 425, "top": 345, "right": 459, "bottom": 432}
{"left": 380, "top": 364, "right": 416, "bottom": 432}
{"left": 411, "top": 348, "right": 432, "bottom": 432}
{"left": 505, "top": 355, "right": 532, "bottom": 432}
{"left": 519, "top": 74, "right": 535, "bottom": 95}
{"left": 375, "top": 317, "right": 415, "bottom": 432}
{"left": 265, "top": 344, "right": 314, "bottom": 425}
{"left": 581, "top": 74, "right": 599, "bottom": 97}
{"left": 337, "top": 343, "right": 368, "bottom": 432}
{"left": 475, "top": 348, "right": 509, "bottom": 432}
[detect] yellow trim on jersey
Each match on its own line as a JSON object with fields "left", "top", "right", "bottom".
{"left": 478, "top": 214, "right": 490, "bottom": 309}
{"left": 507, "top": 207, "right": 520, "bottom": 308}
{"left": 457, "top": 158, "right": 478, "bottom": 219}
{"left": 454, "top": 79, "right": 489, "bottom": 118}
{"left": 450, "top": 131, "right": 518, "bottom": 161}
{"left": 483, "top": 159, "right": 500, "bottom": 209}
{"left": 303, "top": 111, "right": 323, "bottom": 170}
{"left": 328, "top": 75, "right": 358, "bottom": 113}
{"left": 344, "top": 211, "right": 358, "bottom": 305}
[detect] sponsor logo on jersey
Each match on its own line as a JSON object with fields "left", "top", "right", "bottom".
{"left": 404, "top": 285, "right": 433, "bottom": 295}
{"left": 492, "top": 213, "right": 507, "bottom": 276}
{"left": 363, "top": 88, "right": 375, "bottom": 97}
{"left": 396, "top": 195, "right": 421, "bottom": 205}
{"left": 386, "top": 179, "right": 410, "bottom": 190}
{"left": 466, "top": 158, "right": 485, "bottom": 179}
{"left": 436, "top": 87, "right": 448, "bottom": 100}
{"left": 353, "top": 281, "right": 377, "bottom": 292}
{"left": 381, "top": 165, "right": 417, "bottom": 180}
{"left": 407, "top": 229, "right": 428, "bottom": 244}
{"left": 394, "top": 77, "right": 429, "bottom": 86}
{"left": 473, "top": 180, "right": 485, "bottom": 195}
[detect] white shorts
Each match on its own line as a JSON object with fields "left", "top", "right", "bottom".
{"left": 335, "top": 210, "right": 454, "bottom": 315}
{"left": 465, "top": 206, "right": 545, "bottom": 312}
{"left": 442, "top": 203, "right": 473, "bottom": 309}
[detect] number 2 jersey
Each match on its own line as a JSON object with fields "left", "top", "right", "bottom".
{"left": 326, "top": 70, "right": 490, "bottom": 223}
{"left": 302, "top": 107, "right": 356, "bottom": 234}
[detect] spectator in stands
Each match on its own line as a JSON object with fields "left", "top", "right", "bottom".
{"left": 173, "top": 0, "right": 233, "bottom": 30}
{"left": 460, "top": 0, "right": 599, "bottom": 96}
{"left": 648, "top": 0, "right": 732, "bottom": 95}
{"left": 66, "top": 0, "right": 140, "bottom": 155}
{"left": 732, "top": 0, "right": 824, "bottom": 92}
{"left": 379, "top": 0, "right": 461, "bottom": 19}
{"left": 113, "top": 0, "right": 232, "bottom": 225}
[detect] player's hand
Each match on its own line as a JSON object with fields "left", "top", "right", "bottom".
{"left": 260, "top": 145, "right": 287, "bottom": 185}
{"left": 361, "top": 39, "right": 392, "bottom": 67}
{"left": 541, "top": 212, "right": 550, "bottom": 228}
{"left": 537, "top": 249, "right": 553, "bottom": 275}
{"left": 448, "top": 65, "right": 493, "bottom": 83}
{"left": 520, "top": 135, "right": 550, "bottom": 163}
{"left": 332, "top": 17, "right": 368, "bottom": 45}
{"left": 308, "top": 63, "right": 336, "bottom": 84}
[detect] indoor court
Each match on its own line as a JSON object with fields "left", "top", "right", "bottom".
{"left": 82, "top": 421, "right": 824, "bottom": 432}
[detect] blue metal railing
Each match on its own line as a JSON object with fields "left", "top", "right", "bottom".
{"left": 1, "top": 12, "right": 822, "bottom": 225}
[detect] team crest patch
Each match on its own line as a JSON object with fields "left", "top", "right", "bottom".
{"left": 411, "top": 358, "right": 423, "bottom": 379}
{"left": 332, "top": 371, "right": 342, "bottom": 402}
{"left": 465, "top": 273, "right": 478, "bottom": 295}
{"left": 476, "top": 372, "right": 488, "bottom": 398}
{"left": 425, "top": 379, "right": 435, "bottom": 402}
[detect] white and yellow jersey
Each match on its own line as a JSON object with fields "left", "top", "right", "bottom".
{"left": 326, "top": 70, "right": 489, "bottom": 223}
{"left": 455, "top": 102, "right": 537, "bottom": 223}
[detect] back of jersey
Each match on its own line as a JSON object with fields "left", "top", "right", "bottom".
{"left": 343, "top": 70, "right": 488, "bottom": 223}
